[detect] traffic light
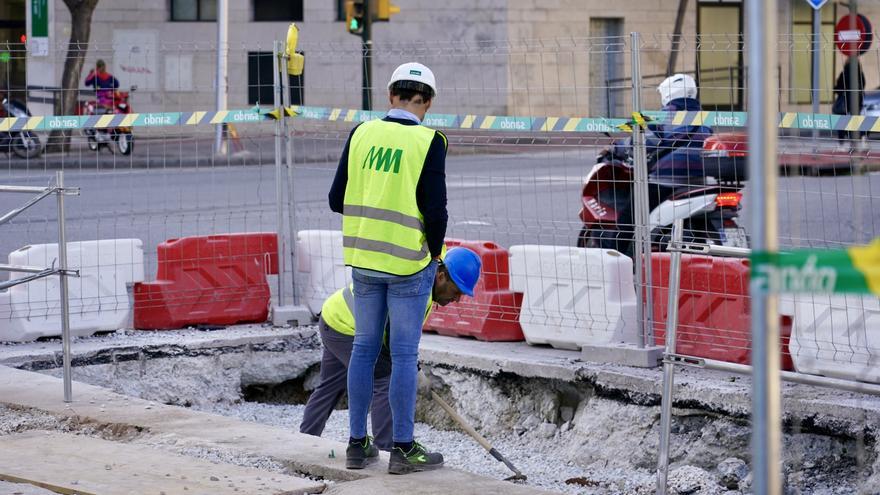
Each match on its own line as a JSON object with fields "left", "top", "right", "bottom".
{"left": 375, "top": 0, "right": 400, "bottom": 21}
{"left": 345, "top": 0, "right": 399, "bottom": 34}
{"left": 345, "top": 0, "right": 365, "bottom": 35}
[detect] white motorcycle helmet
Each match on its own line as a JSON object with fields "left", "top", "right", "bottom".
{"left": 387, "top": 62, "right": 437, "bottom": 98}
{"left": 657, "top": 73, "right": 698, "bottom": 106}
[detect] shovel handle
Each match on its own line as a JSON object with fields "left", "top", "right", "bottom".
{"left": 430, "top": 390, "right": 493, "bottom": 452}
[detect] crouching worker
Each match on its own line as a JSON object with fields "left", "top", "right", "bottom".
{"left": 299, "top": 247, "right": 481, "bottom": 458}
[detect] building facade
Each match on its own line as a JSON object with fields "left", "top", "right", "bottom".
{"left": 2, "top": 0, "right": 877, "bottom": 118}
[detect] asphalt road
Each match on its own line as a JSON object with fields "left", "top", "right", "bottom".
{"left": 0, "top": 147, "right": 877, "bottom": 280}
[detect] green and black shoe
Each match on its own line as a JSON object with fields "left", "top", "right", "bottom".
{"left": 388, "top": 441, "right": 444, "bottom": 474}
{"left": 346, "top": 436, "right": 379, "bottom": 469}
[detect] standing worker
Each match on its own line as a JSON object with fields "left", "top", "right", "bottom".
{"left": 299, "top": 247, "right": 481, "bottom": 452}
{"left": 328, "top": 62, "right": 449, "bottom": 474}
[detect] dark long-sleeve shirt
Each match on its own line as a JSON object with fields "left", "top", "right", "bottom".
{"left": 84, "top": 70, "right": 120, "bottom": 105}
{"left": 329, "top": 116, "right": 448, "bottom": 258}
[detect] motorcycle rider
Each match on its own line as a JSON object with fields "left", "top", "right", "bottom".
{"left": 599, "top": 74, "right": 713, "bottom": 256}
{"left": 84, "top": 60, "right": 120, "bottom": 110}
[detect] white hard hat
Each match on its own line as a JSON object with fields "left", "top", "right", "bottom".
{"left": 387, "top": 62, "right": 437, "bottom": 98}
{"left": 657, "top": 73, "right": 698, "bottom": 106}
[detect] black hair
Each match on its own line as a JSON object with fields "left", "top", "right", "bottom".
{"left": 390, "top": 80, "right": 434, "bottom": 102}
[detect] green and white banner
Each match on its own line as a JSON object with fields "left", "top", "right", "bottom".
{"left": 751, "top": 239, "right": 880, "bottom": 295}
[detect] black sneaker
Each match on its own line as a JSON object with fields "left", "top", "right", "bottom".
{"left": 346, "top": 436, "right": 379, "bottom": 469}
{"left": 388, "top": 441, "right": 444, "bottom": 474}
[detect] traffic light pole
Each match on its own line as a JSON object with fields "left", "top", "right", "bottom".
{"left": 361, "top": 0, "right": 373, "bottom": 111}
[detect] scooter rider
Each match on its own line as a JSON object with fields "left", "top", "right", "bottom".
{"left": 601, "top": 74, "right": 713, "bottom": 255}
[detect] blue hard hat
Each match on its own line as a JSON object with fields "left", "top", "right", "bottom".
{"left": 443, "top": 247, "right": 481, "bottom": 296}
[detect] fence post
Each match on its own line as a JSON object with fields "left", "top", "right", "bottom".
{"left": 746, "top": 0, "right": 782, "bottom": 493}
{"left": 281, "top": 48, "right": 299, "bottom": 306}
{"left": 56, "top": 171, "right": 72, "bottom": 403}
{"left": 630, "top": 31, "right": 653, "bottom": 346}
{"left": 656, "top": 218, "right": 684, "bottom": 494}
{"left": 273, "top": 40, "right": 287, "bottom": 306}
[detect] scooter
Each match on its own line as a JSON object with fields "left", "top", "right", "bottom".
{"left": 577, "top": 133, "right": 748, "bottom": 257}
{"left": 79, "top": 86, "right": 135, "bottom": 155}
{"left": 0, "top": 97, "right": 42, "bottom": 159}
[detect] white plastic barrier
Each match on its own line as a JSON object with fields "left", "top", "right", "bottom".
{"left": 789, "top": 293, "right": 880, "bottom": 383}
{"left": 295, "top": 230, "right": 350, "bottom": 315}
{"left": 509, "top": 245, "right": 639, "bottom": 350}
{"left": 0, "top": 239, "right": 145, "bottom": 342}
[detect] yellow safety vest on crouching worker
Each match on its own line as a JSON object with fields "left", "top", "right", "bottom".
{"left": 343, "top": 119, "right": 444, "bottom": 276}
{"left": 321, "top": 284, "right": 434, "bottom": 337}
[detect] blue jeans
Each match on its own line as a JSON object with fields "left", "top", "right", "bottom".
{"left": 348, "top": 261, "right": 437, "bottom": 443}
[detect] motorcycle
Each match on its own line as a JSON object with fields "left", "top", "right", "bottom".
{"left": 577, "top": 132, "right": 749, "bottom": 257}
{"left": 0, "top": 97, "right": 42, "bottom": 159}
{"left": 78, "top": 86, "right": 135, "bottom": 155}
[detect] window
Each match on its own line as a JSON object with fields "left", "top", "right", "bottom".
{"left": 171, "top": 0, "right": 217, "bottom": 21}
{"left": 336, "top": 0, "right": 346, "bottom": 21}
{"left": 696, "top": 2, "right": 744, "bottom": 111}
{"left": 248, "top": 52, "right": 304, "bottom": 106}
{"left": 589, "top": 18, "right": 624, "bottom": 118}
{"left": 790, "top": 1, "right": 836, "bottom": 104}
{"left": 253, "top": 0, "right": 303, "bottom": 22}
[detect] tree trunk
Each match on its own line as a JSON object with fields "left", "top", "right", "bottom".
{"left": 47, "top": 0, "right": 99, "bottom": 153}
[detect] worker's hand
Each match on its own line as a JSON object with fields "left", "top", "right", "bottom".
{"left": 597, "top": 147, "right": 613, "bottom": 162}
{"left": 417, "top": 366, "right": 440, "bottom": 394}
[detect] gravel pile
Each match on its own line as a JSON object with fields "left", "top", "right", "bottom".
{"left": 204, "top": 401, "right": 658, "bottom": 494}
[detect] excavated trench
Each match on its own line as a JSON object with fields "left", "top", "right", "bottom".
{"left": 6, "top": 330, "right": 880, "bottom": 495}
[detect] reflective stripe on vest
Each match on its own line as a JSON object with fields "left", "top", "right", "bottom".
{"left": 343, "top": 119, "right": 438, "bottom": 276}
{"left": 321, "top": 283, "right": 434, "bottom": 337}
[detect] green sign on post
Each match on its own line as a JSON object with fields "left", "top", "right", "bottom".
{"left": 31, "top": 0, "right": 48, "bottom": 37}
{"left": 30, "top": 0, "right": 49, "bottom": 57}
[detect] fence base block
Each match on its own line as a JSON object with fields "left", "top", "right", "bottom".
{"left": 271, "top": 305, "right": 313, "bottom": 327}
{"left": 581, "top": 343, "right": 664, "bottom": 368}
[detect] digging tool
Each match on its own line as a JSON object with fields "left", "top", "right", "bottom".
{"left": 419, "top": 369, "right": 527, "bottom": 482}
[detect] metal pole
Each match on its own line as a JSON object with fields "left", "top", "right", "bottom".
{"left": 214, "top": 0, "right": 229, "bottom": 155}
{"left": 361, "top": 0, "right": 373, "bottom": 111}
{"left": 811, "top": 6, "right": 821, "bottom": 148}
{"left": 848, "top": 1, "right": 860, "bottom": 147}
{"left": 656, "top": 218, "right": 684, "bottom": 495}
{"left": 56, "top": 171, "right": 72, "bottom": 403}
{"left": 273, "top": 41, "right": 286, "bottom": 306}
{"left": 746, "top": 0, "right": 781, "bottom": 493}
{"left": 673, "top": 357, "right": 880, "bottom": 397}
{"left": 281, "top": 52, "right": 299, "bottom": 305}
{"left": 630, "top": 32, "right": 652, "bottom": 347}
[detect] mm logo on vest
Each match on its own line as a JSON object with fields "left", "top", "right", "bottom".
{"left": 363, "top": 146, "right": 403, "bottom": 174}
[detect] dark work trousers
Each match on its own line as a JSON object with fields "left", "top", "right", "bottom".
{"left": 299, "top": 317, "right": 393, "bottom": 450}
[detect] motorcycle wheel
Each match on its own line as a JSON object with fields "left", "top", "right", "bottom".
{"left": 117, "top": 132, "right": 133, "bottom": 155}
{"left": 576, "top": 227, "right": 600, "bottom": 249}
{"left": 11, "top": 132, "right": 41, "bottom": 159}
{"left": 87, "top": 136, "right": 100, "bottom": 152}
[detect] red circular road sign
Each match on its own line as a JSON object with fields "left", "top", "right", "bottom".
{"left": 835, "top": 14, "right": 873, "bottom": 57}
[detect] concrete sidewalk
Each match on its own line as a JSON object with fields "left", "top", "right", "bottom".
{"left": 0, "top": 364, "right": 552, "bottom": 495}
{"left": 0, "top": 431, "right": 322, "bottom": 495}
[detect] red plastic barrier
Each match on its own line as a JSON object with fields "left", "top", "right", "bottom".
{"left": 651, "top": 253, "right": 794, "bottom": 370}
{"left": 133, "top": 233, "right": 278, "bottom": 330}
{"left": 423, "top": 239, "right": 524, "bottom": 341}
